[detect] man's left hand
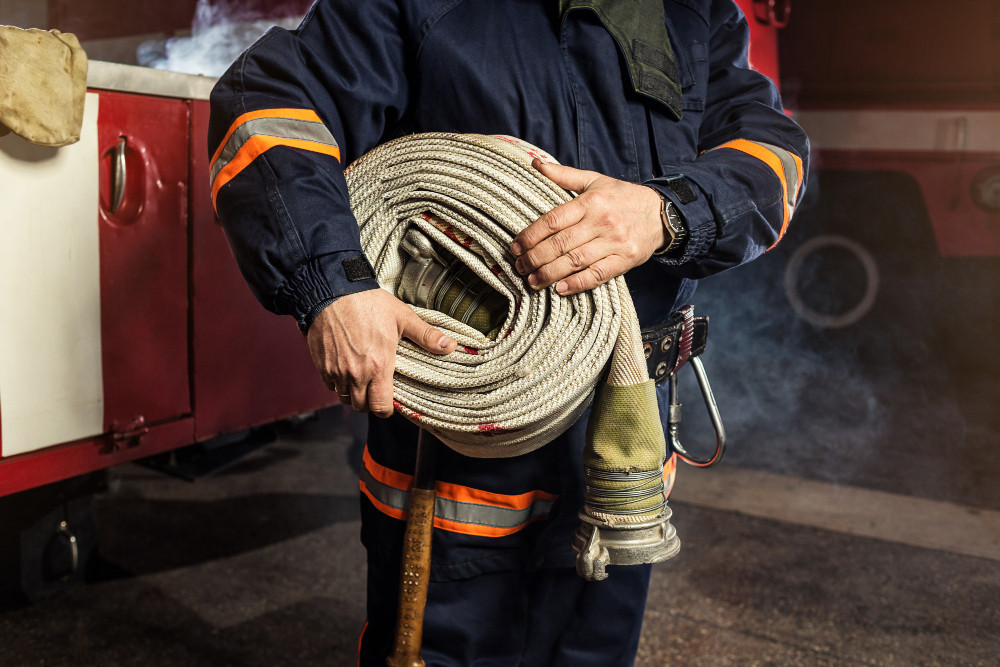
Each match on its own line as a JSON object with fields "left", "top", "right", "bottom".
{"left": 510, "top": 159, "right": 668, "bottom": 296}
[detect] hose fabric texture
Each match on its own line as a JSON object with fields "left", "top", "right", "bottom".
{"left": 345, "top": 133, "right": 667, "bottom": 518}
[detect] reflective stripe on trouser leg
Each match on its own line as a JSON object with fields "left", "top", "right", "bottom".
{"left": 360, "top": 446, "right": 557, "bottom": 538}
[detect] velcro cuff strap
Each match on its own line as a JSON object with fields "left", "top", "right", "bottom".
{"left": 663, "top": 176, "right": 698, "bottom": 205}
{"left": 343, "top": 255, "right": 376, "bottom": 282}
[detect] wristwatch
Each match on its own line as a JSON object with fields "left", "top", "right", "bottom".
{"left": 652, "top": 193, "right": 688, "bottom": 258}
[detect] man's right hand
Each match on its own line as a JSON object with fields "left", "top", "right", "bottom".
{"left": 306, "top": 289, "right": 458, "bottom": 417}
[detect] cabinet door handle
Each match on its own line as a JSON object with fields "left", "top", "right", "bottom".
{"left": 110, "top": 136, "right": 127, "bottom": 214}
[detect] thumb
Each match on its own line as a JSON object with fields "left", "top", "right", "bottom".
{"left": 534, "top": 158, "right": 600, "bottom": 194}
{"left": 399, "top": 306, "right": 458, "bottom": 355}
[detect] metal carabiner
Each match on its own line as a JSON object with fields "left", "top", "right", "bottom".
{"left": 667, "top": 356, "right": 727, "bottom": 467}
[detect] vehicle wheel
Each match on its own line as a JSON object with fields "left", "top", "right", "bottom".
{"left": 784, "top": 234, "right": 880, "bottom": 329}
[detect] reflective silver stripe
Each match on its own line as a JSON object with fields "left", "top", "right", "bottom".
{"left": 209, "top": 116, "right": 338, "bottom": 186}
{"left": 707, "top": 140, "right": 802, "bottom": 213}
{"left": 361, "top": 466, "right": 412, "bottom": 511}
{"left": 753, "top": 141, "right": 802, "bottom": 208}
{"left": 360, "top": 466, "right": 555, "bottom": 531}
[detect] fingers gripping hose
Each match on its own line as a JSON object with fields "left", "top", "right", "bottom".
{"left": 345, "top": 133, "right": 676, "bottom": 578}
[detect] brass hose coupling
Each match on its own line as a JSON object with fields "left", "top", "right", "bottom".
{"left": 397, "top": 227, "right": 507, "bottom": 338}
{"left": 572, "top": 506, "right": 681, "bottom": 581}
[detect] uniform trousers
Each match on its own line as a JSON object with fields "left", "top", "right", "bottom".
{"left": 358, "top": 560, "right": 653, "bottom": 666}
{"left": 355, "top": 406, "right": 676, "bottom": 666}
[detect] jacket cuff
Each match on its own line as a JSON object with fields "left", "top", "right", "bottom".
{"left": 644, "top": 175, "right": 718, "bottom": 266}
{"left": 272, "top": 251, "right": 380, "bottom": 334}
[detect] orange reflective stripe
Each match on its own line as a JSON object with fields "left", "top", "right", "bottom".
{"left": 211, "top": 134, "right": 341, "bottom": 209}
{"left": 663, "top": 453, "right": 677, "bottom": 477}
{"left": 363, "top": 446, "right": 555, "bottom": 509}
{"left": 356, "top": 621, "right": 368, "bottom": 667}
{"left": 360, "top": 479, "right": 408, "bottom": 521}
{"left": 210, "top": 108, "right": 323, "bottom": 166}
{"left": 714, "top": 139, "right": 792, "bottom": 247}
{"left": 363, "top": 446, "right": 414, "bottom": 491}
{"left": 361, "top": 478, "right": 549, "bottom": 537}
{"left": 435, "top": 480, "right": 558, "bottom": 510}
{"left": 362, "top": 475, "right": 549, "bottom": 537}
{"left": 432, "top": 513, "right": 549, "bottom": 538}
{"left": 663, "top": 453, "right": 677, "bottom": 499}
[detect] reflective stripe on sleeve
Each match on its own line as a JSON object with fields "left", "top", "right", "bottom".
{"left": 709, "top": 139, "right": 803, "bottom": 247}
{"left": 360, "top": 446, "right": 558, "bottom": 538}
{"left": 209, "top": 108, "right": 341, "bottom": 210}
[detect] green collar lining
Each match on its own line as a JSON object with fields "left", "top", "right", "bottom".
{"left": 559, "top": 0, "right": 683, "bottom": 120}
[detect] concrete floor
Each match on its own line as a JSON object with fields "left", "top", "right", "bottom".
{"left": 0, "top": 409, "right": 998, "bottom": 667}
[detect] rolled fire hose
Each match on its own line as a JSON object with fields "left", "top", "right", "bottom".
{"left": 345, "top": 133, "right": 680, "bottom": 582}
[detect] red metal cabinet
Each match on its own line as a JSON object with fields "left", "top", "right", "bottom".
{"left": 97, "top": 92, "right": 191, "bottom": 433}
{"left": 188, "top": 101, "right": 336, "bottom": 441}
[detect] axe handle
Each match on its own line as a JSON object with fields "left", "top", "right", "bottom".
{"left": 386, "top": 429, "right": 436, "bottom": 667}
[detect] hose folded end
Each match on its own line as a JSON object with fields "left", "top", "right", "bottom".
{"left": 576, "top": 378, "right": 681, "bottom": 580}
{"left": 583, "top": 380, "right": 667, "bottom": 518}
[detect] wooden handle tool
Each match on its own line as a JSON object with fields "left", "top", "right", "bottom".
{"left": 386, "top": 429, "right": 436, "bottom": 667}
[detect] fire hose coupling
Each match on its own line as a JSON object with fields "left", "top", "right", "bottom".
{"left": 573, "top": 508, "right": 681, "bottom": 582}
{"left": 572, "top": 304, "right": 725, "bottom": 580}
{"left": 398, "top": 227, "right": 508, "bottom": 339}
{"left": 573, "top": 377, "right": 681, "bottom": 581}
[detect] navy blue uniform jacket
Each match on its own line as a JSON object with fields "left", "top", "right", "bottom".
{"left": 208, "top": 0, "right": 808, "bottom": 578}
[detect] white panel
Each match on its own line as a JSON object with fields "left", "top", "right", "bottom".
{"left": 797, "top": 110, "right": 1000, "bottom": 153}
{"left": 0, "top": 93, "right": 104, "bottom": 456}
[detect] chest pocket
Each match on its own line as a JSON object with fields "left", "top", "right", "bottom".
{"left": 677, "top": 42, "right": 709, "bottom": 112}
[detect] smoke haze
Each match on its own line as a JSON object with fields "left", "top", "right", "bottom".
{"left": 673, "top": 168, "right": 1000, "bottom": 511}
{"left": 138, "top": 0, "right": 303, "bottom": 77}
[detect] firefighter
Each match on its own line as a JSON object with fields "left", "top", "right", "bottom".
{"left": 208, "top": 1, "right": 808, "bottom": 664}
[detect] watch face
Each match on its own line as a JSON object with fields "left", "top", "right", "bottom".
{"left": 654, "top": 200, "right": 686, "bottom": 257}
{"left": 665, "top": 205, "right": 685, "bottom": 236}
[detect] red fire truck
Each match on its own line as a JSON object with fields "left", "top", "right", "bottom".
{"left": 0, "top": 61, "right": 349, "bottom": 599}
{"left": 784, "top": 0, "right": 1000, "bottom": 330}
{"left": 758, "top": 0, "right": 1000, "bottom": 383}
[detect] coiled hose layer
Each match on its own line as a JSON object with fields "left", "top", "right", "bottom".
{"left": 345, "top": 133, "right": 667, "bottom": 520}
